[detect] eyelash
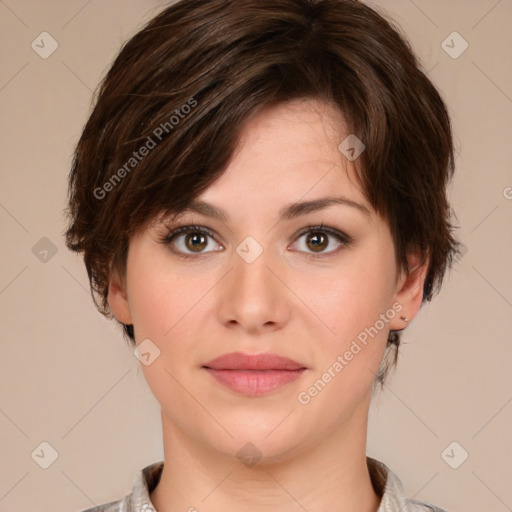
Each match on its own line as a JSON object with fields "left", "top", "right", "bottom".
{"left": 159, "top": 223, "right": 352, "bottom": 260}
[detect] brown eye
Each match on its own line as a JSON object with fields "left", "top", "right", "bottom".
{"left": 161, "top": 225, "right": 222, "bottom": 258}
{"left": 306, "top": 231, "right": 328, "bottom": 252}
{"left": 291, "top": 225, "right": 352, "bottom": 258}
{"left": 185, "top": 232, "right": 208, "bottom": 252}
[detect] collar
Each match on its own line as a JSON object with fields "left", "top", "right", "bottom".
{"left": 126, "top": 457, "right": 445, "bottom": 512}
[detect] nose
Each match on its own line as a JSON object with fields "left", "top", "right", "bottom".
{"left": 216, "top": 243, "right": 291, "bottom": 334}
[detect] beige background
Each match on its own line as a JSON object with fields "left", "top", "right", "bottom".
{"left": 0, "top": 1, "right": 511, "bottom": 511}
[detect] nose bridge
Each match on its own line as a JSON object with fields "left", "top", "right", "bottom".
{"left": 232, "top": 239, "right": 277, "bottom": 303}
{"left": 218, "top": 236, "right": 289, "bottom": 330}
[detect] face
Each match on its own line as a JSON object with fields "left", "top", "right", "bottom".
{"left": 109, "top": 98, "right": 424, "bottom": 463}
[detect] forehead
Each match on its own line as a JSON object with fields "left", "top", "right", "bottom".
{"left": 197, "top": 98, "right": 370, "bottom": 212}
{"left": 234, "top": 98, "right": 350, "bottom": 165}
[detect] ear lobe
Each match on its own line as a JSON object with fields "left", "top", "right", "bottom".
{"left": 107, "top": 271, "right": 133, "bottom": 325}
{"left": 389, "top": 251, "right": 428, "bottom": 330}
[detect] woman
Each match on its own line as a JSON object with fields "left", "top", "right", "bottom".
{"left": 65, "top": 1, "right": 460, "bottom": 510}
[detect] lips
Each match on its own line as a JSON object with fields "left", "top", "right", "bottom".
{"left": 202, "top": 352, "right": 307, "bottom": 396}
{"left": 203, "top": 352, "right": 306, "bottom": 371}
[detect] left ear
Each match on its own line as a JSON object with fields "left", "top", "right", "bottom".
{"left": 388, "top": 250, "right": 429, "bottom": 331}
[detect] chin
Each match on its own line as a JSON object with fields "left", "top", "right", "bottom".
{"left": 211, "top": 421, "right": 309, "bottom": 465}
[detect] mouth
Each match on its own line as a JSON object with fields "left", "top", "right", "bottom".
{"left": 202, "top": 352, "right": 307, "bottom": 396}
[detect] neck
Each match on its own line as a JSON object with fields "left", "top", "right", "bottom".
{"left": 150, "top": 401, "right": 381, "bottom": 512}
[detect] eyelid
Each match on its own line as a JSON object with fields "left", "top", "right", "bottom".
{"left": 293, "top": 224, "right": 351, "bottom": 244}
{"left": 289, "top": 224, "right": 352, "bottom": 258}
{"left": 160, "top": 224, "right": 222, "bottom": 249}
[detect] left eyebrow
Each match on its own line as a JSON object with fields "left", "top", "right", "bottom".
{"left": 278, "top": 196, "right": 372, "bottom": 220}
{"left": 179, "top": 196, "right": 372, "bottom": 223}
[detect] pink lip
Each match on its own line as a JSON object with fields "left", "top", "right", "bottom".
{"left": 204, "top": 352, "right": 305, "bottom": 371}
{"left": 203, "top": 352, "right": 307, "bottom": 396}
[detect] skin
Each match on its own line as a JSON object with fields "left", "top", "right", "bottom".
{"left": 108, "top": 98, "right": 428, "bottom": 512}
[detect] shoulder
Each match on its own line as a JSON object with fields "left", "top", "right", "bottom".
{"left": 76, "top": 461, "right": 163, "bottom": 512}
{"left": 367, "top": 457, "right": 449, "bottom": 512}
{"left": 78, "top": 497, "right": 126, "bottom": 512}
{"left": 407, "top": 499, "right": 449, "bottom": 512}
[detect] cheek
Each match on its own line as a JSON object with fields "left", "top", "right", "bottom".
{"left": 126, "top": 251, "right": 209, "bottom": 341}
{"left": 296, "top": 245, "right": 397, "bottom": 405}
{"left": 295, "top": 270, "right": 394, "bottom": 415}
{"left": 301, "top": 249, "right": 396, "bottom": 341}
{"left": 127, "top": 259, "right": 209, "bottom": 413}
{"left": 125, "top": 252, "right": 219, "bottom": 396}
{"left": 127, "top": 271, "right": 171, "bottom": 341}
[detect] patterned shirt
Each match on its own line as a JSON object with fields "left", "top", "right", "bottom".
{"left": 80, "top": 457, "right": 448, "bottom": 512}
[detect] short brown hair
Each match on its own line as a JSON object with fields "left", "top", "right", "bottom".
{"left": 65, "top": 0, "right": 461, "bottom": 387}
